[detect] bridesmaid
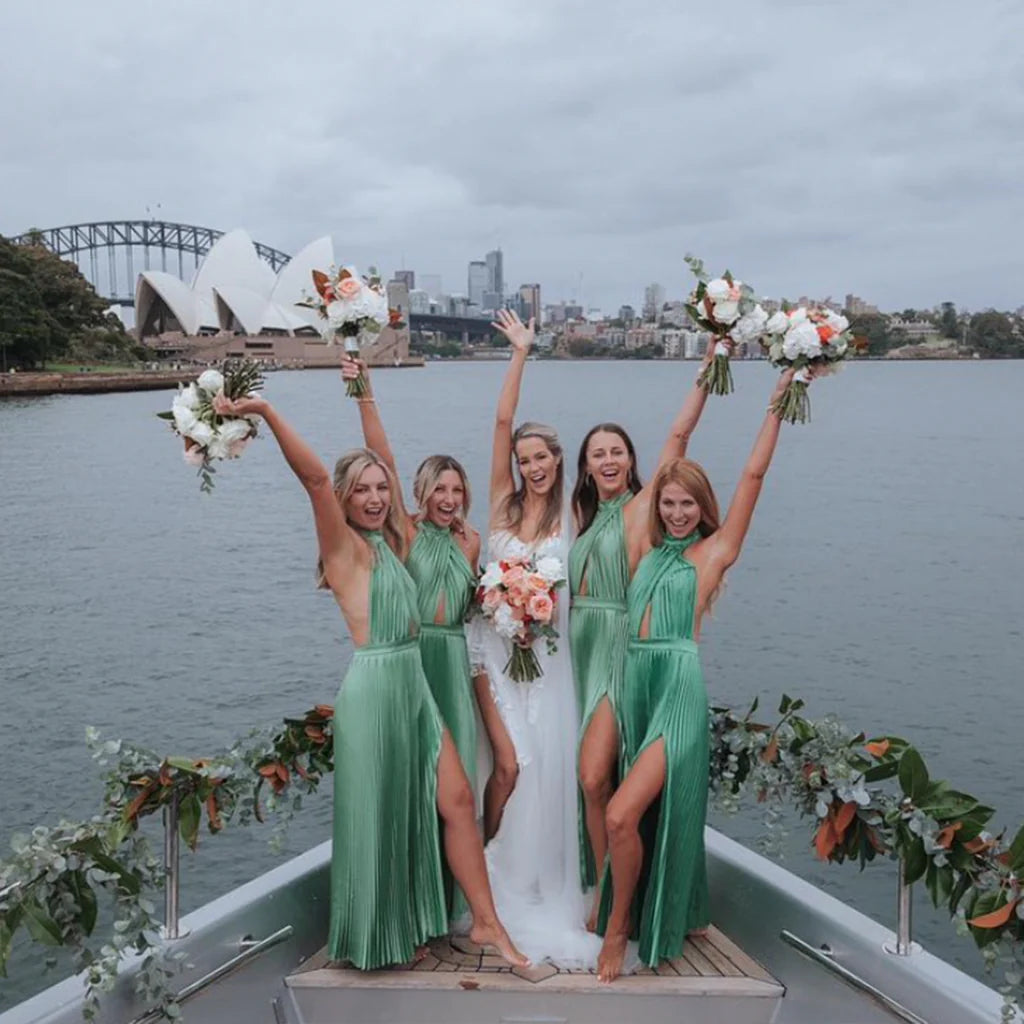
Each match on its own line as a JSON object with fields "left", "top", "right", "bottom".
{"left": 596, "top": 370, "right": 796, "bottom": 982}
{"left": 571, "top": 346, "right": 717, "bottom": 926}
{"left": 212, "top": 392, "right": 526, "bottom": 971}
{"left": 341, "top": 356, "right": 480, "bottom": 918}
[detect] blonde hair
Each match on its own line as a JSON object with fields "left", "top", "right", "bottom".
{"left": 648, "top": 458, "right": 721, "bottom": 547}
{"left": 316, "top": 448, "right": 409, "bottom": 589}
{"left": 413, "top": 455, "right": 472, "bottom": 519}
{"left": 498, "top": 422, "right": 564, "bottom": 541}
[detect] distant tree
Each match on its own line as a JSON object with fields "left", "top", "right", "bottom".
{"left": 940, "top": 301, "right": 960, "bottom": 340}
{"left": 568, "top": 338, "right": 598, "bottom": 358}
{"left": 846, "top": 312, "right": 898, "bottom": 355}
{"left": 901, "top": 308, "right": 919, "bottom": 321}
{"left": 969, "top": 311, "right": 1019, "bottom": 357}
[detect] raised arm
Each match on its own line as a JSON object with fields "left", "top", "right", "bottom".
{"left": 341, "top": 356, "right": 412, "bottom": 530}
{"left": 213, "top": 394, "right": 361, "bottom": 574}
{"left": 705, "top": 370, "right": 794, "bottom": 573}
{"left": 488, "top": 310, "right": 535, "bottom": 518}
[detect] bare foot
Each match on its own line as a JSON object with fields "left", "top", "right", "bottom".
{"left": 470, "top": 921, "right": 530, "bottom": 968}
{"left": 412, "top": 944, "right": 430, "bottom": 963}
{"left": 597, "top": 931, "right": 628, "bottom": 984}
{"left": 687, "top": 927, "right": 709, "bottom": 939}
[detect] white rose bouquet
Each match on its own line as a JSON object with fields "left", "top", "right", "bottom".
{"left": 156, "top": 360, "right": 264, "bottom": 492}
{"left": 474, "top": 553, "right": 565, "bottom": 683}
{"left": 684, "top": 254, "right": 769, "bottom": 395}
{"left": 760, "top": 306, "right": 852, "bottom": 423}
{"left": 296, "top": 265, "right": 403, "bottom": 397}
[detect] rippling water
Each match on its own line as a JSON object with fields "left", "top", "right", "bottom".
{"left": 1, "top": 359, "right": 1022, "bottom": 1004}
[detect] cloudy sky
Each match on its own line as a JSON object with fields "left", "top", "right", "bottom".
{"left": 1, "top": 0, "right": 1021, "bottom": 313}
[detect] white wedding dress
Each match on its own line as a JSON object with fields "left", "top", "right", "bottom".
{"left": 471, "top": 524, "right": 602, "bottom": 966}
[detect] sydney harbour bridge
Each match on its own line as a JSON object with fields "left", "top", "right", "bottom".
{"left": 9, "top": 219, "right": 497, "bottom": 339}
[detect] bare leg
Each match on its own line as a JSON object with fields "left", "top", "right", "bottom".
{"left": 473, "top": 672, "right": 519, "bottom": 842}
{"left": 578, "top": 696, "right": 619, "bottom": 931}
{"left": 435, "top": 728, "right": 528, "bottom": 968}
{"left": 598, "top": 738, "right": 666, "bottom": 984}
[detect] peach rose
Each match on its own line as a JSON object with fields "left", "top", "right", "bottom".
{"left": 502, "top": 565, "right": 527, "bottom": 588}
{"left": 527, "top": 593, "right": 554, "bottom": 623}
{"left": 482, "top": 588, "right": 503, "bottom": 611}
{"left": 338, "top": 277, "right": 362, "bottom": 299}
{"left": 526, "top": 573, "right": 550, "bottom": 593}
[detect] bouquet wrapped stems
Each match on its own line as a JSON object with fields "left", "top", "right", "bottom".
{"left": 342, "top": 335, "right": 369, "bottom": 398}
{"left": 771, "top": 368, "right": 812, "bottom": 424}
{"left": 505, "top": 643, "right": 543, "bottom": 684}
{"left": 698, "top": 340, "right": 735, "bottom": 396}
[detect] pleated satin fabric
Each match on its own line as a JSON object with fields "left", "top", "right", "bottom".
{"left": 405, "top": 520, "right": 478, "bottom": 920}
{"left": 598, "top": 530, "right": 710, "bottom": 966}
{"left": 327, "top": 531, "right": 448, "bottom": 969}
{"left": 568, "top": 493, "right": 631, "bottom": 886}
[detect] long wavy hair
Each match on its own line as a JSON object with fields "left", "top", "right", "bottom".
{"left": 572, "top": 422, "right": 642, "bottom": 535}
{"left": 412, "top": 454, "right": 472, "bottom": 520}
{"left": 648, "top": 457, "right": 720, "bottom": 547}
{"left": 497, "top": 421, "right": 564, "bottom": 541}
{"left": 316, "top": 448, "right": 408, "bottom": 589}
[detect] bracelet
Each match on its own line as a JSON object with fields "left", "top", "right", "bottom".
{"left": 357, "top": 397, "right": 376, "bottom": 405}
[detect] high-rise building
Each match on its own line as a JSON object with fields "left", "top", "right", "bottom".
{"left": 618, "top": 304, "right": 636, "bottom": 323}
{"left": 420, "top": 274, "right": 442, "bottom": 300}
{"left": 468, "top": 261, "right": 487, "bottom": 308}
{"left": 409, "top": 289, "right": 431, "bottom": 314}
{"left": 386, "top": 280, "right": 410, "bottom": 320}
{"left": 518, "top": 283, "right": 541, "bottom": 323}
{"left": 394, "top": 270, "right": 415, "bottom": 290}
{"left": 643, "top": 283, "right": 665, "bottom": 321}
{"left": 482, "top": 291, "right": 502, "bottom": 313}
{"left": 485, "top": 249, "right": 504, "bottom": 303}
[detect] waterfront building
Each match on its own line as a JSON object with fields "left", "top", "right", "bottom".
{"left": 519, "top": 283, "right": 541, "bottom": 323}
{"left": 394, "top": 270, "right": 415, "bottom": 290}
{"left": 485, "top": 248, "right": 504, "bottom": 302}
{"left": 468, "top": 261, "right": 487, "bottom": 307}
{"left": 386, "top": 280, "right": 410, "bottom": 320}
{"left": 643, "top": 282, "right": 665, "bottom": 321}
{"left": 409, "top": 289, "right": 431, "bottom": 314}
{"left": 845, "top": 293, "right": 880, "bottom": 315}
{"left": 618, "top": 304, "right": 636, "bottom": 323}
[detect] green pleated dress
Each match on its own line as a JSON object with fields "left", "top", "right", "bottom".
{"left": 598, "top": 530, "right": 710, "bottom": 966}
{"left": 569, "top": 493, "right": 631, "bottom": 887}
{"left": 328, "top": 531, "right": 448, "bottom": 970}
{"left": 405, "top": 520, "right": 477, "bottom": 920}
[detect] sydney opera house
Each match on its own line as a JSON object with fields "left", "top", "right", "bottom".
{"left": 135, "top": 230, "right": 410, "bottom": 367}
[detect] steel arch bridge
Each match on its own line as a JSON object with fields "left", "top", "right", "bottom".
{"left": 9, "top": 220, "right": 292, "bottom": 306}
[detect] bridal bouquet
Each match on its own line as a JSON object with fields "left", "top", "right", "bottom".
{"left": 475, "top": 553, "right": 566, "bottom": 683}
{"left": 684, "top": 255, "right": 769, "bottom": 395}
{"left": 157, "top": 360, "right": 264, "bottom": 493}
{"left": 296, "top": 265, "right": 403, "bottom": 397}
{"left": 760, "top": 306, "right": 852, "bottom": 423}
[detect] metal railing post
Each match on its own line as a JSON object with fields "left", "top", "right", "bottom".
{"left": 884, "top": 855, "right": 919, "bottom": 956}
{"left": 162, "top": 792, "right": 187, "bottom": 940}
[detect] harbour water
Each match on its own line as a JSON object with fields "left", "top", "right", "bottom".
{"left": 1, "top": 358, "right": 1022, "bottom": 1005}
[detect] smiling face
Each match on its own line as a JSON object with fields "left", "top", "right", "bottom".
{"left": 515, "top": 436, "right": 560, "bottom": 497}
{"left": 424, "top": 468, "right": 466, "bottom": 528}
{"left": 344, "top": 463, "right": 391, "bottom": 531}
{"left": 657, "top": 480, "right": 702, "bottom": 539}
{"left": 585, "top": 429, "right": 634, "bottom": 500}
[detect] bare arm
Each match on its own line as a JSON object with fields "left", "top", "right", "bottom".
{"left": 214, "top": 394, "right": 361, "bottom": 574}
{"left": 488, "top": 310, "right": 535, "bottom": 521}
{"left": 705, "top": 370, "right": 794, "bottom": 575}
{"left": 341, "top": 357, "right": 412, "bottom": 529}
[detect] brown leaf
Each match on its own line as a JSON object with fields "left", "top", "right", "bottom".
{"left": 257, "top": 763, "right": 279, "bottom": 779}
{"left": 313, "top": 704, "right": 334, "bottom": 720}
{"left": 458, "top": 979, "right": 480, "bottom": 990}
{"left": 834, "top": 801, "right": 858, "bottom": 836}
{"left": 275, "top": 763, "right": 291, "bottom": 784}
{"left": 935, "top": 823, "right": 961, "bottom": 849}
{"left": 964, "top": 836, "right": 996, "bottom": 855}
{"left": 865, "top": 824, "right": 887, "bottom": 854}
{"left": 814, "top": 819, "right": 837, "bottom": 860}
{"left": 312, "top": 270, "right": 330, "bottom": 298}
{"left": 760, "top": 737, "right": 779, "bottom": 764}
{"left": 305, "top": 725, "right": 325, "bottom": 743}
{"left": 337, "top": 267, "right": 353, "bottom": 281}
{"left": 969, "top": 898, "right": 1019, "bottom": 929}
{"left": 206, "top": 794, "right": 222, "bottom": 833}
{"left": 124, "top": 781, "right": 156, "bottom": 822}
{"left": 158, "top": 762, "right": 173, "bottom": 787}
{"left": 865, "top": 739, "right": 890, "bottom": 758}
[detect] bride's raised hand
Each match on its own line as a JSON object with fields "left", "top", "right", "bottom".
{"left": 341, "top": 355, "right": 370, "bottom": 389}
{"left": 213, "top": 392, "right": 267, "bottom": 418}
{"left": 492, "top": 309, "right": 535, "bottom": 353}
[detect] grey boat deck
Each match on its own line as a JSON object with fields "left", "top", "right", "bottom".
{"left": 285, "top": 926, "right": 785, "bottom": 1023}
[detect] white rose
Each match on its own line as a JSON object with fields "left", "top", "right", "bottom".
{"left": 534, "top": 556, "right": 564, "bottom": 583}
{"left": 782, "top": 321, "right": 821, "bottom": 361}
{"left": 711, "top": 300, "right": 740, "bottom": 325}
{"left": 765, "top": 311, "right": 790, "bottom": 335}
{"left": 826, "top": 312, "right": 849, "bottom": 334}
{"left": 174, "top": 383, "right": 200, "bottom": 410}
{"left": 206, "top": 431, "right": 231, "bottom": 460}
{"left": 705, "top": 279, "right": 731, "bottom": 302}
{"left": 788, "top": 307, "right": 809, "bottom": 326}
{"left": 480, "top": 562, "right": 504, "bottom": 589}
{"left": 172, "top": 403, "right": 198, "bottom": 436}
{"left": 218, "top": 418, "right": 252, "bottom": 445}
{"left": 769, "top": 341, "right": 785, "bottom": 363}
{"left": 185, "top": 419, "right": 214, "bottom": 448}
{"left": 732, "top": 305, "right": 768, "bottom": 342}
{"left": 197, "top": 369, "right": 224, "bottom": 395}
{"left": 493, "top": 603, "right": 519, "bottom": 639}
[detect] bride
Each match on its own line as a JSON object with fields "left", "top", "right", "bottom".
{"left": 469, "top": 310, "right": 602, "bottom": 965}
